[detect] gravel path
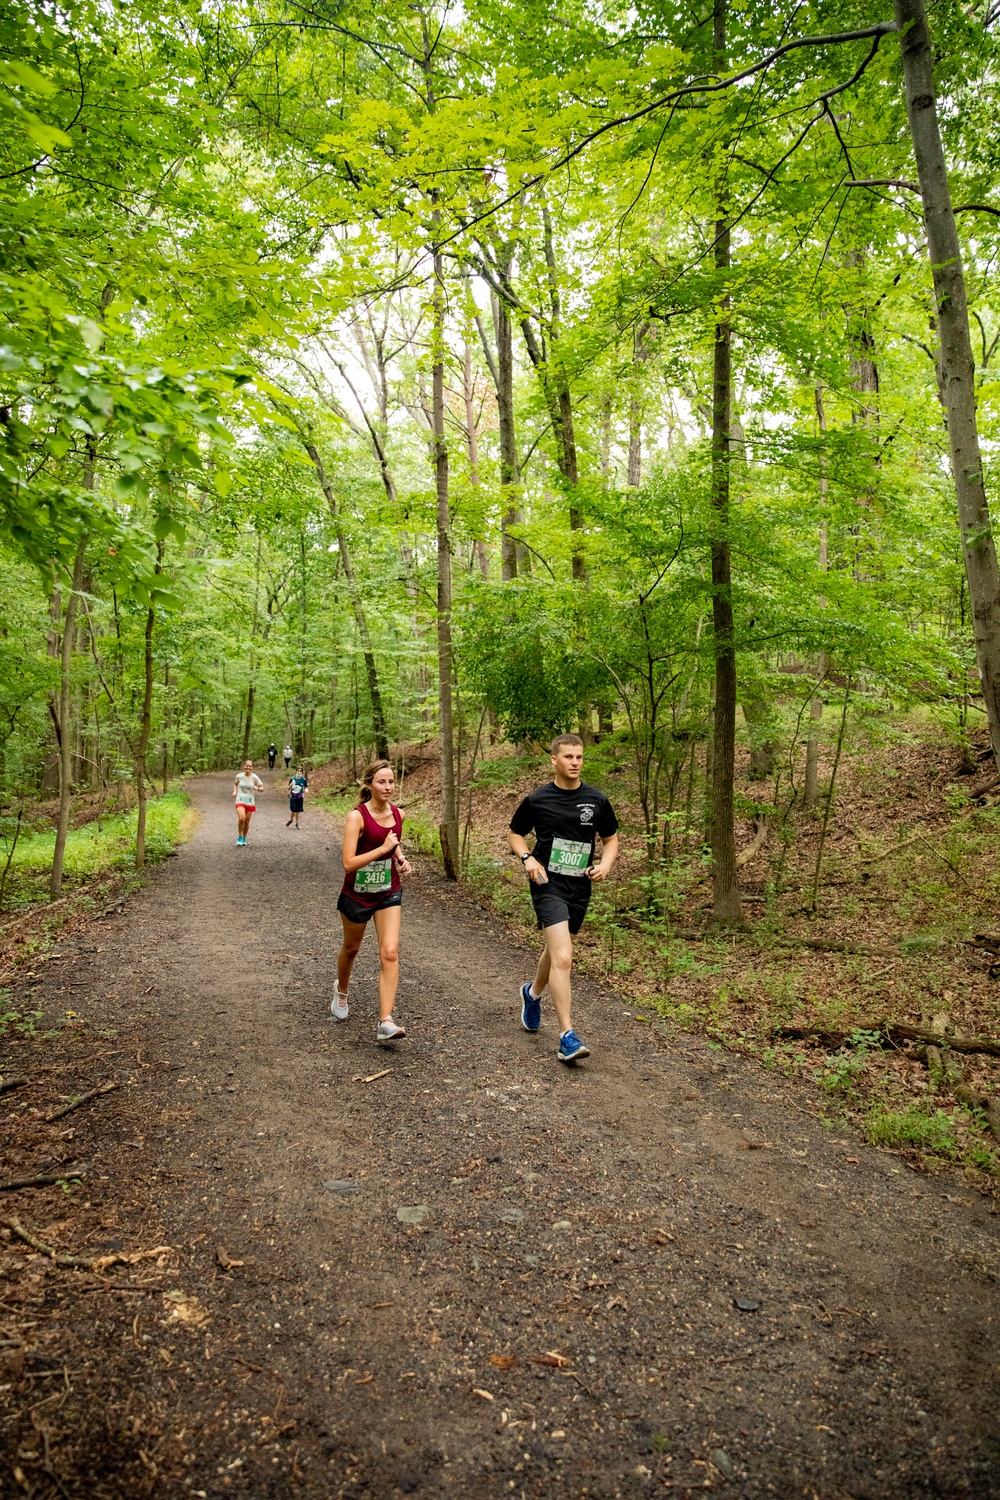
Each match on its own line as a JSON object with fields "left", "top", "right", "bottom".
{"left": 2, "top": 772, "right": 999, "bottom": 1498}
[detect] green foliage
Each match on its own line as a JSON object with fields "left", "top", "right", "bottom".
{"left": 0, "top": 791, "right": 190, "bottom": 909}
{"left": 460, "top": 580, "right": 607, "bottom": 744}
{"left": 865, "top": 1106, "right": 959, "bottom": 1156}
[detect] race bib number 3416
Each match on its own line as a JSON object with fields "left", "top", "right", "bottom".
{"left": 355, "top": 858, "right": 393, "bottom": 893}
{"left": 547, "top": 837, "right": 591, "bottom": 877}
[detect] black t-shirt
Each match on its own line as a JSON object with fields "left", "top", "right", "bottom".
{"left": 509, "top": 781, "right": 618, "bottom": 880}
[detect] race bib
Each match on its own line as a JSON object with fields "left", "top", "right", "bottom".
{"left": 547, "top": 837, "right": 591, "bottom": 877}
{"left": 355, "top": 858, "right": 393, "bottom": 894}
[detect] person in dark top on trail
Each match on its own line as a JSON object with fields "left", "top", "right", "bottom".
{"left": 334, "top": 759, "right": 412, "bottom": 1043}
{"left": 286, "top": 766, "right": 308, "bottom": 828}
{"left": 508, "top": 733, "right": 619, "bottom": 1064}
{"left": 267, "top": 742, "right": 277, "bottom": 770}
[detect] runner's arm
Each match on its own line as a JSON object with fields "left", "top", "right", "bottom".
{"left": 341, "top": 810, "right": 399, "bottom": 873}
{"left": 588, "top": 832, "right": 619, "bottom": 882}
{"left": 508, "top": 828, "right": 548, "bottom": 885}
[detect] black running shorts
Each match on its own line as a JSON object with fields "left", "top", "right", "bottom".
{"left": 529, "top": 873, "right": 591, "bottom": 934}
{"left": 337, "top": 887, "right": 402, "bottom": 925}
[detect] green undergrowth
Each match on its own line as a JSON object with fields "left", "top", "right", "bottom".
{"left": 455, "top": 831, "right": 1000, "bottom": 1186}
{"left": 0, "top": 789, "right": 193, "bottom": 913}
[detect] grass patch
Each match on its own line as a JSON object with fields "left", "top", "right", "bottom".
{"left": 865, "top": 1105, "right": 959, "bottom": 1156}
{"left": 0, "top": 790, "right": 193, "bottom": 911}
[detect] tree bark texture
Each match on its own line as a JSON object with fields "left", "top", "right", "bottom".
{"left": 494, "top": 291, "right": 521, "bottom": 582}
{"left": 432, "top": 247, "right": 460, "bottom": 878}
{"left": 50, "top": 534, "right": 87, "bottom": 898}
{"left": 708, "top": 0, "right": 744, "bottom": 928}
{"left": 135, "top": 591, "right": 156, "bottom": 871}
{"left": 304, "top": 440, "right": 389, "bottom": 760}
{"left": 804, "top": 384, "right": 830, "bottom": 809}
{"left": 895, "top": 0, "right": 1000, "bottom": 772}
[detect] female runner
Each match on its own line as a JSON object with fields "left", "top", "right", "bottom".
{"left": 333, "top": 759, "right": 411, "bottom": 1041}
{"left": 233, "top": 760, "right": 264, "bottom": 846}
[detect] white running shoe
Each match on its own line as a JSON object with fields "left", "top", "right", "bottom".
{"left": 376, "top": 1017, "right": 406, "bottom": 1043}
{"left": 331, "top": 992, "right": 349, "bottom": 1022}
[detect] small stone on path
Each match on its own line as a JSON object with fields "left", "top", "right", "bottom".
{"left": 396, "top": 1205, "right": 429, "bottom": 1224}
{"left": 324, "top": 1180, "right": 359, "bottom": 1196}
{"left": 734, "top": 1295, "right": 760, "bottom": 1312}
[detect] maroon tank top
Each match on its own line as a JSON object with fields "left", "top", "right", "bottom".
{"left": 342, "top": 800, "right": 403, "bottom": 907}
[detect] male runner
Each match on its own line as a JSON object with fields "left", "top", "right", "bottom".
{"left": 283, "top": 743, "right": 292, "bottom": 769}
{"left": 286, "top": 765, "right": 308, "bottom": 828}
{"left": 267, "top": 742, "right": 277, "bottom": 770}
{"left": 508, "top": 733, "right": 619, "bottom": 1063}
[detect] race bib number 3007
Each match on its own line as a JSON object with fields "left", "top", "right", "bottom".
{"left": 547, "top": 837, "right": 591, "bottom": 877}
{"left": 355, "top": 858, "right": 393, "bottom": 894}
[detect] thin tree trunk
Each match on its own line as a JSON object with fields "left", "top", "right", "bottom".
{"left": 463, "top": 342, "right": 489, "bottom": 578}
{"left": 493, "top": 288, "right": 521, "bottom": 581}
{"left": 50, "top": 534, "right": 87, "bottom": 898}
{"left": 304, "top": 440, "right": 389, "bottom": 759}
{"left": 433, "top": 244, "right": 460, "bottom": 878}
{"left": 241, "top": 684, "right": 255, "bottom": 764}
{"left": 804, "top": 385, "right": 830, "bottom": 809}
{"left": 896, "top": 0, "right": 1000, "bottom": 772}
{"left": 135, "top": 577, "right": 157, "bottom": 871}
{"left": 708, "top": 0, "right": 744, "bottom": 929}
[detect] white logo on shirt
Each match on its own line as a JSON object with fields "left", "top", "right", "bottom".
{"left": 578, "top": 803, "right": 595, "bottom": 824}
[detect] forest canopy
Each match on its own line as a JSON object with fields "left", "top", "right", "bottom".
{"left": 3, "top": 0, "right": 1000, "bottom": 915}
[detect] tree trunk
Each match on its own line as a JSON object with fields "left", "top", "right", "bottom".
{"left": 241, "top": 683, "right": 255, "bottom": 764}
{"left": 896, "top": 0, "right": 1000, "bottom": 773}
{"left": 494, "top": 290, "right": 521, "bottom": 582}
{"left": 304, "top": 440, "right": 389, "bottom": 759}
{"left": 463, "top": 342, "right": 489, "bottom": 578}
{"left": 50, "top": 534, "right": 87, "bottom": 898}
{"left": 135, "top": 577, "right": 157, "bottom": 872}
{"left": 433, "top": 246, "right": 460, "bottom": 877}
{"left": 708, "top": 0, "right": 744, "bottom": 929}
{"left": 804, "top": 385, "right": 830, "bottom": 809}
{"left": 41, "top": 590, "right": 61, "bottom": 794}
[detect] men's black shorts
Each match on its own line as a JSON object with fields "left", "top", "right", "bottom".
{"left": 529, "top": 873, "right": 591, "bottom": 934}
{"left": 337, "top": 887, "right": 402, "bottom": 925}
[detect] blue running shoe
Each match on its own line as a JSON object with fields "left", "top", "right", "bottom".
{"left": 520, "top": 982, "right": 541, "bottom": 1033}
{"left": 558, "top": 1029, "right": 590, "bottom": 1064}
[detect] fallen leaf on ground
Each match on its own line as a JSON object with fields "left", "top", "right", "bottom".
{"left": 162, "top": 1291, "right": 210, "bottom": 1327}
{"left": 532, "top": 1352, "right": 570, "bottom": 1369}
{"left": 489, "top": 1354, "right": 516, "bottom": 1369}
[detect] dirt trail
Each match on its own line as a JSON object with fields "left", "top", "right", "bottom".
{"left": 2, "top": 772, "right": 999, "bottom": 1499}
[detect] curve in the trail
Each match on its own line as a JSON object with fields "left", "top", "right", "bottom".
{"left": 38, "top": 772, "right": 1000, "bottom": 1497}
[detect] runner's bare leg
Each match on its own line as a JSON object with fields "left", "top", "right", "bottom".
{"left": 337, "top": 913, "right": 367, "bottom": 996}
{"left": 533, "top": 921, "right": 573, "bottom": 1033}
{"left": 372, "top": 904, "right": 401, "bottom": 1023}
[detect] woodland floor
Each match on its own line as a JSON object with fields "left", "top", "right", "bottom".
{"left": 1, "top": 771, "right": 999, "bottom": 1499}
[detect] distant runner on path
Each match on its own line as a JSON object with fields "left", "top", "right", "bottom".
{"left": 508, "top": 733, "right": 619, "bottom": 1063}
{"left": 233, "top": 760, "right": 265, "bottom": 847}
{"left": 286, "top": 765, "right": 308, "bottom": 828}
{"left": 334, "top": 759, "right": 411, "bottom": 1043}
{"left": 267, "top": 742, "right": 277, "bottom": 770}
{"left": 283, "top": 743, "right": 292, "bottom": 769}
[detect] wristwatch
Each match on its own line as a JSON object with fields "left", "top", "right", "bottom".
{"left": 520, "top": 851, "right": 531, "bottom": 863}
